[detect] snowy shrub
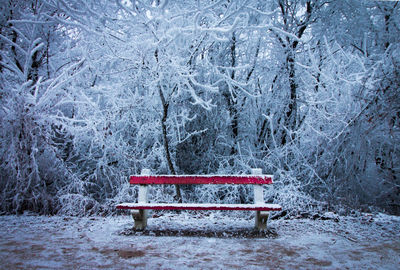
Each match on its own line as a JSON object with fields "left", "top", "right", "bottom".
{"left": 1, "top": 0, "right": 398, "bottom": 215}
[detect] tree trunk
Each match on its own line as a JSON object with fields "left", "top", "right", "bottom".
{"left": 158, "top": 86, "right": 182, "bottom": 203}
{"left": 229, "top": 33, "right": 238, "bottom": 158}
{"left": 281, "top": 51, "right": 298, "bottom": 145}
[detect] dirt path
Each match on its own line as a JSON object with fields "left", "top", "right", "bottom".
{"left": 0, "top": 213, "right": 399, "bottom": 269}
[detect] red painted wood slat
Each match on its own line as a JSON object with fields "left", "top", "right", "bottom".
{"left": 116, "top": 203, "right": 282, "bottom": 211}
{"left": 129, "top": 175, "right": 273, "bottom": 185}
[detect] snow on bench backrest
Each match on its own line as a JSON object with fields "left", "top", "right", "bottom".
{"left": 129, "top": 175, "right": 273, "bottom": 185}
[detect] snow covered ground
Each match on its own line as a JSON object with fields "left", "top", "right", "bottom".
{"left": 0, "top": 212, "right": 399, "bottom": 269}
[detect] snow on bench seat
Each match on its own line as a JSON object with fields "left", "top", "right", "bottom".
{"left": 130, "top": 175, "right": 273, "bottom": 185}
{"left": 116, "top": 203, "right": 282, "bottom": 211}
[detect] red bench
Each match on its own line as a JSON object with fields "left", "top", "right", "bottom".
{"left": 116, "top": 168, "right": 282, "bottom": 230}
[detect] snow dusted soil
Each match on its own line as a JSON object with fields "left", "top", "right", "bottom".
{"left": 0, "top": 212, "right": 399, "bottom": 269}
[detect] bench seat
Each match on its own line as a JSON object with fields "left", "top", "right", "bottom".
{"left": 116, "top": 202, "right": 282, "bottom": 211}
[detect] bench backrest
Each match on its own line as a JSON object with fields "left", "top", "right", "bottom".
{"left": 130, "top": 175, "right": 273, "bottom": 185}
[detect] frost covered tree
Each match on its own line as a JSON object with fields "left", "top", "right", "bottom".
{"left": 0, "top": 0, "right": 86, "bottom": 213}
{"left": 305, "top": 0, "right": 400, "bottom": 211}
{"left": 0, "top": 0, "right": 398, "bottom": 215}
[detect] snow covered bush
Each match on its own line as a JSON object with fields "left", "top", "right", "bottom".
{"left": 0, "top": 0, "right": 86, "bottom": 213}
{"left": 0, "top": 0, "right": 398, "bottom": 215}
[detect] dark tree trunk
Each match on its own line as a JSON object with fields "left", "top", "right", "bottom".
{"left": 277, "top": 0, "right": 313, "bottom": 145}
{"left": 158, "top": 85, "right": 182, "bottom": 203}
{"left": 154, "top": 48, "right": 182, "bottom": 202}
{"left": 281, "top": 51, "right": 298, "bottom": 145}
{"left": 229, "top": 33, "right": 238, "bottom": 157}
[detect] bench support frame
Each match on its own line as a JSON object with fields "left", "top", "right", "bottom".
{"left": 127, "top": 168, "right": 276, "bottom": 231}
{"left": 252, "top": 168, "right": 269, "bottom": 230}
{"left": 131, "top": 169, "right": 150, "bottom": 230}
{"left": 256, "top": 211, "right": 269, "bottom": 230}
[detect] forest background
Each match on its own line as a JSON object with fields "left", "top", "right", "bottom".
{"left": 0, "top": 0, "right": 398, "bottom": 216}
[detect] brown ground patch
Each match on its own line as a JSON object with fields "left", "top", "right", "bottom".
{"left": 118, "top": 227, "right": 278, "bottom": 238}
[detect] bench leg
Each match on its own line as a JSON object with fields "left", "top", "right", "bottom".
{"left": 131, "top": 209, "right": 148, "bottom": 230}
{"left": 255, "top": 211, "right": 269, "bottom": 230}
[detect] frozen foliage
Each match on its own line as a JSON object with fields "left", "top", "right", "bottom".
{"left": 0, "top": 0, "right": 399, "bottom": 215}
{"left": 0, "top": 0, "right": 87, "bottom": 213}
